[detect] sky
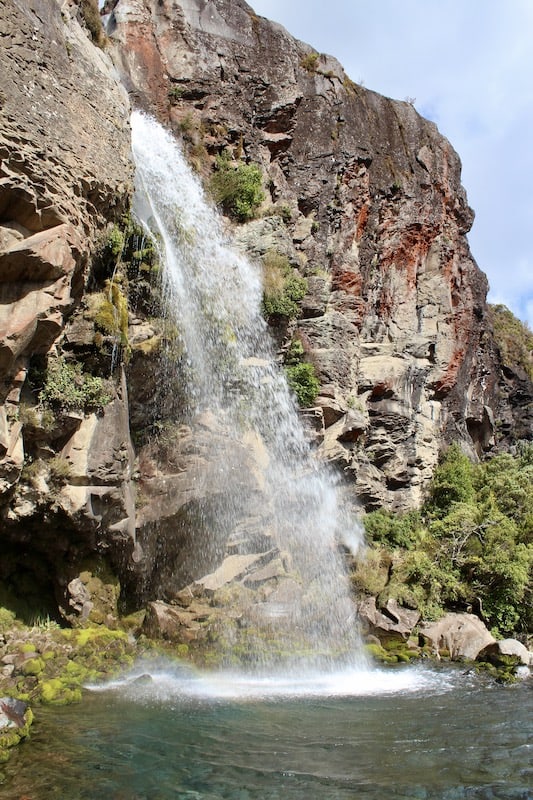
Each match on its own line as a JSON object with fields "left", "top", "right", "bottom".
{"left": 251, "top": 0, "right": 533, "bottom": 328}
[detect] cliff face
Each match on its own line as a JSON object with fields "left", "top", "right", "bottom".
{"left": 0, "top": 0, "right": 530, "bottom": 622}
{"left": 111, "top": 0, "right": 504, "bottom": 511}
{"left": 0, "top": 0, "right": 135, "bottom": 621}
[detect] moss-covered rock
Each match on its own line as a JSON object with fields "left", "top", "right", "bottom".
{"left": 0, "top": 702, "right": 33, "bottom": 763}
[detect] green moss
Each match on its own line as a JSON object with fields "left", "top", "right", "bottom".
{"left": 95, "top": 279, "right": 130, "bottom": 355}
{"left": 40, "top": 678, "right": 83, "bottom": 705}
{"left": 21, "top": 657, "right": 45, "bottom": 676}
{"left": 0, "top": 707, "right": 33, "bottom": 763}
{"left": 42, "top": 650, "right": 56, "bottom": 661}
{"left": 364, "top": 643, "right": 398, "bottom": 664}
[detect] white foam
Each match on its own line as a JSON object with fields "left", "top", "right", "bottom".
{"left": 87, "top": 661, "right": 457, "bottom": 703}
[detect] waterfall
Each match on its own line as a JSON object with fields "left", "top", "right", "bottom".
{"left": 131, "top": 111, "right": 365, "bottom": 669}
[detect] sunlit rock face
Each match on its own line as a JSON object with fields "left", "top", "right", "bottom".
{"left": 0, "top": 0, "right": 134, "bottom": 608}
{"left": 0, "top": 0, "right": 530, "bottom": 626}
{"left": 111, "top": 0, "right": 502, "bottom": 511}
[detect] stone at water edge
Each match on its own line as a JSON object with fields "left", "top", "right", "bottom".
{"left": 477, "top": 639, "right": 533, "bottom": 668}
{"left": 419, "top": 612, "right": 496, "bottom": 660}
{"left": 358, "top": 596, "right": 421, "bottom": 644}
{"left": 0, "top": 697, "right": 27, "bottom": 729}
{"left": 0, "top": 697, "right": 33, "bottom": 762}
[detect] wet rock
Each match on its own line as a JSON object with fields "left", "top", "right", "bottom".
{"left": 142, "top": 600, "right": 212, "bottom": 642}
{"left": 0, "top": 697, "right": 27, "bottom": 729}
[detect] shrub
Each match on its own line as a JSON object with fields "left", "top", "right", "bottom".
{"left": 285, "top": 362, "right": 320, "bottom": 407}
{"left": 168, "top": 85, "right": 185, "bottom": 102}
{"left": 48, "top": 456, "right": 72, "bottom": 483}
{"left": 39, "top": 357, "right": 111, "bottom": 412}
{"left": 426, "top": 443, "right": 474, "bottom": 516}
{"left": 300, "top": 52, "right": 319, "bottom": 73}
{"left": 357, "top": 442, "right": 533, "bottom": 636}
{"left": 363, "top": 508, "right": 422, "bottom": 549}
{"left": 210, "top": 155, "right": 265, "bottom": 222}
{"left": 261, "top": 251, "right": 307, "bottom": 320}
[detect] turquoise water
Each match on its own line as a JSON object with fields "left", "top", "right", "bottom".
{"left": 2, "top": 664, "right": 531, "bottom": 799}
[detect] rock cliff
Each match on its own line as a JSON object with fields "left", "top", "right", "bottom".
{"left": 0, "top": 0, "right": 135, "bottom": 620}
{"left": 0, "top": 0, "right": 531, "bottom": 622}
{"left": 110, "top": 0, "right": 520, "bottom": 513}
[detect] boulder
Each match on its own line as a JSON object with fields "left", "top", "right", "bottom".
{"left": 419, "top": 612, "right": 495, "bottom": 660}
{"left": 358, "top": 596, "right": 420, "bottom": 643}
{"left": 477, "top": 639, "right": 533, "bottom": 668}
{"left": 142, "top": 600, "right": 212, "bottom": 642}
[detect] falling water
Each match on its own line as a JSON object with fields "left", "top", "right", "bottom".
{"left": 131, "top": 111, "right": 365, "bottom": 669}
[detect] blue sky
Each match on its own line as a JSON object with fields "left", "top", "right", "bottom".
{"left": 251, "top": 1, "right": 533, "bottom": 328}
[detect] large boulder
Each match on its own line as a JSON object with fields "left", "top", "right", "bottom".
{"left": 419, "top": 612, "right": 495, "bottom": 660}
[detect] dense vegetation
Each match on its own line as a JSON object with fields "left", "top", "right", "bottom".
{"left": 357, "top": 443, "right": 533, "bottom": 637}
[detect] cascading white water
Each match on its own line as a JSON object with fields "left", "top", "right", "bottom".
{"left": 131, "top": 111, "right": 366, "bottom": 668}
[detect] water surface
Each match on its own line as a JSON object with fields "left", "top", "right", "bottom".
{"left": 3, "top": 664, "right": 531, "bottom": 799}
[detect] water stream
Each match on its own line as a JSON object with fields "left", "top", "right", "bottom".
{"left": 131, "top": 111, "right": 364, "bottom": 668}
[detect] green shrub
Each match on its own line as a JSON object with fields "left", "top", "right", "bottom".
{"left": 210, "top": 155, "right": 265, "bottom": 222}
{"left": 261, "top": 251, "right": 307, "bottom": 320}
{"left": 39, "top": 357, "right": 111, "bottom": 412}
{"left": 285, "top": 362, "right": 320, "bottom": 407}
{"left": 168, "top": 85, "right": 185, "bottom": 102}
{"left": 357, "top": 442, "right": 533, "bottom": 636}
{"left": 426, "top": 443, "right": 474, "bottom": 516}
{"left": 363, "top": 508, "right": 422, "bottom": 549}
{"left": 48, "top": 456, "right": 72, "bottom": 483}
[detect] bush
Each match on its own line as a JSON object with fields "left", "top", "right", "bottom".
{"left": 79, "top": 0, "right": 105, "bottom": 47}
{"left": 210, "top": 155, "right": 265, "bottom": 222}
{"left": 300, "top": 52, "right": 319, "bottom": 73}
{"left": 285, "top": 362, "right": 320, "bottom": 407}
{"left": 261, "top": 251, "right": 307, "bottom": 320}
{"left": 363, "top": 508, "right": 422, "bottom": 549}
{"left": 39, "top": 357, "right": 111, "bottom": 412}
{"left": 426, "top": 443, "right": 474, "bottom": 516}
{"left": 358, "top": 443, "right": 533, "bottom": 636}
